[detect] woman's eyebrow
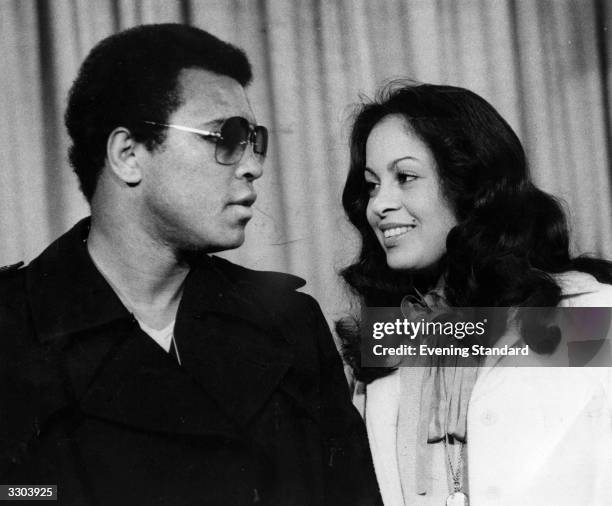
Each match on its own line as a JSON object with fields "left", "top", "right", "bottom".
{"left": 388, "top": 156, "right": 419, "bottom": 171}
{"left": 365, "top": 157, "right": 420, "bottom": 176}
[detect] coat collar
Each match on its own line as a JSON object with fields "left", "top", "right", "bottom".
{"left": 171, "top": 256, "right": 302, "bottom": 426}
{"left": 25, "top": 217, "right": 305, "bottom": 343}
{"left": 553, "top": 270, "right": 601, "bottom": 298}
{"left": 26, "top": 218, "right": 130, "bottom": 342}
{"left": 25, "top": 218, "right": 312, "bottom": 430}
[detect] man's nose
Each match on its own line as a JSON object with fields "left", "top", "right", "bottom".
{"left": 369, "top": 184, "right": 402, "bottom": 217}
{"left": 235, "top": 149, "right": 264, "bottom": 181}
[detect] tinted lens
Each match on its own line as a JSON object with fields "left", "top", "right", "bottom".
{"left": 216, "top": 117, "right": 249, "bottom": 165}
{"left": 253, "top": 126, "right": 268, "bottom": 159}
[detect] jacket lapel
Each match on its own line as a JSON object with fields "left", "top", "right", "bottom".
{"left": 75, "top": 324, "right": 240, "bottom": 439}
{"left": 173, "top": 258, "right": 296, "bottom": 427}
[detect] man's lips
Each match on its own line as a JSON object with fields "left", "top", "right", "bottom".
{"left": 227, "top": 193, "right": 257, "bottom": 223}
{"left": 229, "top": 193, "right": 257, "bottom": 207}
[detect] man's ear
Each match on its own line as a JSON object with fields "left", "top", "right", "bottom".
{"left": 106, "top": 127, "right": 143, "bottom": 185}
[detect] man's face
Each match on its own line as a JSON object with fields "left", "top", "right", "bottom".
{"left": 137, "top": 68, "right": 263, "bottom": 254}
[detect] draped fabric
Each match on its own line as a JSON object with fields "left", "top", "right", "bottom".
{"left": 2, "top": 0, "right": 611, "bottom": 325}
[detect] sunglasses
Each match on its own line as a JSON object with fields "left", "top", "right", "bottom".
{"left": 143, "top": 117, "right": 268, "bottom": 165}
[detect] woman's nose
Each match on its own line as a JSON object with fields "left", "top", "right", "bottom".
{"left": 369, "top": 184, "right": 402, "bottom": 217}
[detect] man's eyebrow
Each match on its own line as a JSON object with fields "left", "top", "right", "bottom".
{"left": 196, "top": 115, "right": 257, "bottom": 129}
{"left": 196, "top": 118, "right": 225, "bottom": 129}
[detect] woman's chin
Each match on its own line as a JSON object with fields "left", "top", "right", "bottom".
{"left": 385, "top": 253, "right": 438, "bottom": 272}
{"left": 386, "top": 255, "right": 445, "bottom": 285}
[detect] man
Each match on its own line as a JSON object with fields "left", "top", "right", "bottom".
{"left": 0, "top": 24, "right": 380, "bottom": 506}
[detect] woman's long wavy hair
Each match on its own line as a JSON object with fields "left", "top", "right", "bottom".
{"left": 338, "top": 82, "right": 612, "bottom": 382}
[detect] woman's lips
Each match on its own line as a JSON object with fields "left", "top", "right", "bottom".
{"left": 379, "top": 224, "right": 416, "bottom": 247}
{"left": 382, "top": 225, "right": 414, "bottom": 238}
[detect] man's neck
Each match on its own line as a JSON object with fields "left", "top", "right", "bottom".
{"left": 86, "top": 217, "right": 190, "bottom": 330}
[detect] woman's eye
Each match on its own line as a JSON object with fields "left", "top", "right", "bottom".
{"left": 365, "top": 181, "right": 379, "bottom": 196}
{"left": 397, "top": 173, "right": 417, "bottom": 184}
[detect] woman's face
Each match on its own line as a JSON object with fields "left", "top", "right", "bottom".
{"left": 364, "top": 114, "right": 457, "bottom": 271}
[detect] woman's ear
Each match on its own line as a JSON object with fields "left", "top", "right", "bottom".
{"left": 106, "top": 127, "right": 143, "bottom": 185}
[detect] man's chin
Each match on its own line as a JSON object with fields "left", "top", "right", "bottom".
{"left": 178, "top": 237, "right": 244, "bottom": 265}
{"left": 205, "top": 239, "right": 244, "bottom": 253}
{"left": 181, "top": 232, "right": 246, "bottom": 255}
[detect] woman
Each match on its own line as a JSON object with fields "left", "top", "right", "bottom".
{"left": 338, "top": 82, "right": 612, "bottom": 506}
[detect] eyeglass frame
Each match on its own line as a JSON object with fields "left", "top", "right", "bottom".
{"left": 142, "top": 118, "right": 268, "bottom": 166}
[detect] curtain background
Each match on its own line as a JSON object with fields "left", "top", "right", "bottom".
{"left": 2, "top": 0, "right": 611, "bottom": 328}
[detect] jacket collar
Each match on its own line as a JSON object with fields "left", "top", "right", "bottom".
{"left": 25, "top": 218, "right": 312, "bottom": 428}
{"left": 476, "top": 270, "right": 606, "bottom": 371}
{"left": 172, "top": 256, "right": 312, "bottom": 425}
{"left": 26, "top": 218, "right": 130, "bottom": 342}
{"left": 25, "top": 218, "right": 304, "bottom": 343}
{"left": 553, "top": 270, "right": 601, "bottom": 297}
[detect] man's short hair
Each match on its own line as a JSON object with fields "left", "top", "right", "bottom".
{"left": 64, "top": 23, "right": 252, "bottom": 201}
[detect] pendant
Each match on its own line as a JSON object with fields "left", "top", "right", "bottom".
{"left": 446, "top": 491, "right": 468, "bottom": 506}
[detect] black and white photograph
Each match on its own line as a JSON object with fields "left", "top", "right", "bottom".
{"left": 1, "top": 1, "right": 611, "bottom": 505}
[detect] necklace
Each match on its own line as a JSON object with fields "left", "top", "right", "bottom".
{"left": 443, "top": 435, "right": 468, "bottom": 506}
{"left": 442, "top": 365, "right": 469, "bottom": 506}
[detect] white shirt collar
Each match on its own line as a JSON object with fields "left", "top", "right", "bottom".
{"left": 136, "top": 319, "right": 175, "bottom": 352}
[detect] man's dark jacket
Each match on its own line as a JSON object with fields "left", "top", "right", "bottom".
{"left": 0, "top": 220, "right": 381, "bottom": 506}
